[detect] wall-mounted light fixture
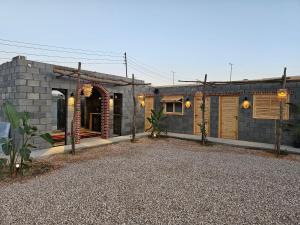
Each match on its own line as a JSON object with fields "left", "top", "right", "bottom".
{"left": 109, "top": 95, "right": 114, "bottom": 109}
{"left": 277, "top": 88, "right": 288, "bottom": 100}
{"left": 137, "top": 95, "right": 145, "bottom": 108}
{"left": 68, "top": 93, "right": 75, "bottom": 106}
{"left": 241, "top": 97, "right": 251, "bottom": 109}
{"left": 82, "top": 84, "right": 93, "bottom": 97}
{"left": 185, "top": 98, "right": 192, "bottom": 109}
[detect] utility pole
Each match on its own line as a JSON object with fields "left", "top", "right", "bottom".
{"left": 229, "top": 63, "right": 233, "bottom": 82}
{"left": 131, "top": 73, "right": 136, "bottom": 142}
{"left": 124, "top": 52, "right": 128, "bottom": 78}
{"left": 171, "top": 70, "right": 175, "bottom": 85}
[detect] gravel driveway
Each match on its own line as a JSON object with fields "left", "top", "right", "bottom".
{"left": 0, "top": 138, "right": 299, "bottom": 225}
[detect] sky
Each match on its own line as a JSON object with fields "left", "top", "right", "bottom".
{"left": 0, "top": 0, "right": 299, "bottom": 85}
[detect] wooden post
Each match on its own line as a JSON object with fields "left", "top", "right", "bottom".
{"left": 131, "top": 74, "right": 136, "bottom": 142}
{"left": 201, "top": 74, "right": 207, "bottom": 145}
{"left": 276, "top": 67, "right": 287, "bottom": 156}
{"left": 71, "top": 62, "right": 81, "bottom": 154}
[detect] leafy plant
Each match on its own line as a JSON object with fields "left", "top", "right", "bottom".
{"left": 0, "top": 102, "right": 53, "bottom": 176}
{"left": 146, "top": 107, "right": 167, "bottom": 138}
{"left": 198, "top": 102, "right": 207, "bottom": 144}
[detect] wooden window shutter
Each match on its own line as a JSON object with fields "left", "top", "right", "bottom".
{"left": 253, "top": 94, "right": 289, "bottom": 120}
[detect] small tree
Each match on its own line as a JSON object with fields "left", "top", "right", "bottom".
{"left": 146, "top": 107, "right": 167, "bottom": 138}
{"left": 0, "top": 102, "right": 54, "bottom": 175}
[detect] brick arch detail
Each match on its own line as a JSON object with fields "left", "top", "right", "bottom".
{"left": 74, "top": 83, "right": 110, "bottom": 144}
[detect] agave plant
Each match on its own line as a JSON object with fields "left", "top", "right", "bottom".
{"left": 0, "top": 102, "right": 54, "bottom": 175}
{"left": 146, "top": 107, "right": 167, "bottom": 138}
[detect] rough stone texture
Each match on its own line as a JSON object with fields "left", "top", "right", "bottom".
{"left": 0, "top": 56, "right": 152, "bottom": 149}
{"left": 0, "top": 138, "right": 299, "bottom": 225}
{"left": 155, "top": 82, "right": 300, "bottom": 146}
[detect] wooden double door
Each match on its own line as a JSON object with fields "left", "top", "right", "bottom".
{"left": 219, "top": 96, "right": 239, "bottom": 140}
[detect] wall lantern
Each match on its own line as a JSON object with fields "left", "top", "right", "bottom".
{"left": 277, "top": 88, "right": 288, "bottom": 100}
{"left": 109, "top": 95, "right": 114, "bottom": 109}
{"left": 241, "top": 97, "right": 251, "bottom": 109}
{"left": 137, "top": 95, "right": 145, "bottom": 108}
{"left": 82, "top": 84, "right": 93, "bottom": 97}
{"left": 185, "top": 98, "right": 192, "bottom": 109}
{"left": 68, "top": 93, "right": 75, "bottom": 106}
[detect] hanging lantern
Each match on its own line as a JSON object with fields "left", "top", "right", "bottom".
{"left": 185, "top": 98, "right": 192, "bottom": 109}
{"left": 277, "top": 89, "right": 288, "bottom": 100}
{"left": 241, "top": 97, "right": 251, "bottom": 109}
{"left": 68, "top": 93, "right": 75, "bottom": 106}
{"left": 82, "top": 84, "right": 93, "bottom": 97}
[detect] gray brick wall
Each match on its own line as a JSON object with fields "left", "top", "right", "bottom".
{"left": 155, "top": 82, "right": 300, "bottom": 146}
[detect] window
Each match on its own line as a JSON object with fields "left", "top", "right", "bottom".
{"left": 161, "top": 95, "right": 184, "bottom": 115}
{"left": 253, "top": 94, "right": 289, "bottom": 120}
{"left": 166, "top": 103, "right": 174, "bottom": 112}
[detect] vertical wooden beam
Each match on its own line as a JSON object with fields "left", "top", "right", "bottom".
{"left": 72, "top": 62, "right": 81, "bottom": 153}
{"left": 201, "top": 74, "right": 207, "bottom": 144}
{"left": 276, "top": 67, "right": 287, "bottom": 156}
{"left": 131, "top": 74, "right": 136, "bottom": 142}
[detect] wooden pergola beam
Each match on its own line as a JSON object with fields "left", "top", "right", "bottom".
{"left": 53, "top": 65, "right": 144, "bottom": 86}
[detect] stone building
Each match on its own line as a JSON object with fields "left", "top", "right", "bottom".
{"left": 0, "top": 56, "right": 152, "bottom": 149}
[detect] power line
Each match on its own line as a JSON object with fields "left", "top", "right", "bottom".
{"left": 0, "top": 42, "right": 123, "bottom": 58}
{"left": 128, "top": 63, "right": 170, "bottom": 81}
{"left": 128, "top": 55, "right": 171, "bottom": 78}
{"left": 128, "top": 64, "right": 170, "bottom": 83}
{"left": 0, "top": 50, "right": 124, "bottom": 62}
{"left": 0, "top": 55, "right": 123, "bottom": 66}
{"left": 128, "top": 59, "right": 171, "bottom": 81}
{"left": 0, "top": 37, "right": 122, "bottom": 56}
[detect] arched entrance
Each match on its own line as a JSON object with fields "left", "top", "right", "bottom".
{"left": 74, "top": 83, "right": 109, "bottom": 143}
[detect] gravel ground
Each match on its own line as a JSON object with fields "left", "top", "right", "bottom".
{"left": 0, "top": 138, "right": 299, "bottom": 225}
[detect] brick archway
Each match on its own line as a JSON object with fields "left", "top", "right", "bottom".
{"left": 74, "top": 83, "right": 110, "bottom": 144}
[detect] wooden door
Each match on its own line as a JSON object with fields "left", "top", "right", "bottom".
{"left": 194, "top": 92, "right": 210, "bottom": 136}
{"left": 144, "top": 96, "right": 154, "bottom": 131}
{"left": 219, "top": 96, "right": 239, "bottom": 139}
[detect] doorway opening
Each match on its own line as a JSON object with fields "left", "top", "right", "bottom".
{"left": 80, "top": 87, "right": 102, "bottom": 139}
{"left": 51, "top": 89, "right": 67, "bottom": 146}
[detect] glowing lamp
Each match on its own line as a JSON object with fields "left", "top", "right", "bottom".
{"left": 16, "top": 163, "right": 20, "bottom": 168}
{"left": 277, "top": 89, "right": 288, "bottom": 100}
{"left": 242, "top": 97, "right": 251, "bottom": 109}
{"left": 137, "top": 95, "right": 145, "bottom": 108}
{"left": 68, "top": 93, "right": 75, "bottom": 106}
{"left": 82, "top": 84, "right": 93, "bottom": 97}
{"left": 185, "top": 98, "right": 192, "bottom": 109}
{"left": 109, "top": 96, "right": 114, "bottom": 110}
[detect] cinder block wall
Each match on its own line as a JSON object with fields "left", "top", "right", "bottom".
{"left": 154, "top": 82, "right": 300, "bottom": 146}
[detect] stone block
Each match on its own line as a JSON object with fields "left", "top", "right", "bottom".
{"left": 28, "top": 93, "right": 39, "bottom": 100}
{"left": 27, "top": 80, "right": 40, "bottom": 87}
{"left": 17, "top": 86, "right": 33, "bottom": 93}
